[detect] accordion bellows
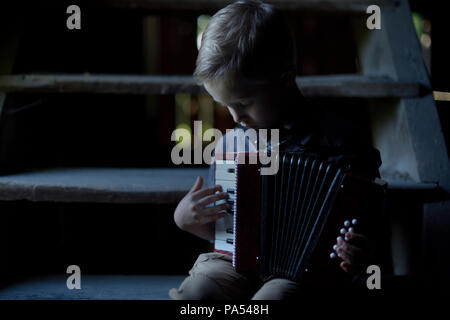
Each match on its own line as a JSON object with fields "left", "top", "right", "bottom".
{"left": 214, "top": 152, "right": 385, "bottom": 282}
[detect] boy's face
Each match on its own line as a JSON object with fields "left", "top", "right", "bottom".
{"left": 203, "top": 77, "right": 284, "bottom": 129}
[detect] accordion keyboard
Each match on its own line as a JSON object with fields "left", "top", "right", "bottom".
{"left": 214, "top": 159, "right": 236, "bottom": 254}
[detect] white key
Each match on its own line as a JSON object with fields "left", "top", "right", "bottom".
{"left": 215, "top": 215, "right": 233, "bottom": 239}
{"left": 215, "top": 239, "right": 234, "bottom": 253}
{"left": 215, "top": 180, "right": 235, "bottom": 196}
{"left": 215, "top": 160, "right": 236, "bottom": 181}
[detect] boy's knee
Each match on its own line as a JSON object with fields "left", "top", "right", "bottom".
{"left": 251, "top": 278, "right": 301, "bottom": 300}
{"left": 169, "top": 252, "right": 257, "bottom": 300}
{"left": 169, "top": 273, "right": 227, "bottom": 300}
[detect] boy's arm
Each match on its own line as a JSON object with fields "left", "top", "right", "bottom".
{"left": 331, "top": 146, "right": 391, "bottom": 282}
{"left": 173, "top": 176, "right": 229, "bottom": 241}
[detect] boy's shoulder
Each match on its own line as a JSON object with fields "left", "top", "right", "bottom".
{"left": 285, "top": 106, "right": 382, "bottom": 178}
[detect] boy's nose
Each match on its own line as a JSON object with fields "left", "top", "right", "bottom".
{"left": 228, "top": 107, "right": 248, "bottom": 124}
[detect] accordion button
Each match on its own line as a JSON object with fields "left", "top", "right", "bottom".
{"left": 333, "top": 244, "right": 338, "bottom": 251}
{"left": 348, "top": 227, "right": 354, "bottom": 233}
{"left": 352, "top": 219, "right": 358, "bottom": 225}
{"left": 344, "top": 220, "right": 351, "bottom": 227}
{"left": 330, "top": 253, "right": 337, "bottom": 259}
{"left": 340, "top": 228, "right": 346, "bottom": 234}
{"left": 337, "top": 236, "right": 343, "bottom": 242}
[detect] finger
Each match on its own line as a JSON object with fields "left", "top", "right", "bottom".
{"left": 339, "top": 241, "right": 362, "bottom": 259}
{"left": 189, "top": 176, "right": 203, "bottom": 193}
{"left": 340, "top": 261, "right": 354, "bottom": 273}
{"left": 345, "top": 231, "right": 369, "bottom": 249}
{"left": 200, "top": 203, "right": 231, "bottom": 216}
{"left": 191, "top": 185, "right": 223, "bottom": 201}
{"left": 198, "top": 212, "right": 228, "bottom": 224}
{"left": 196, "top": 192, "right": 229, "bottom": 207}
{"left": 337, "top": 242, "right": 364, "bottom": 266}
{"left": 194, "top": 205, "right": 229, "bottom": 224}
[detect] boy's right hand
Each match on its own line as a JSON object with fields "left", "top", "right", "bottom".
{"left": 174, "top": 176, "right": 230, "bottom": 236}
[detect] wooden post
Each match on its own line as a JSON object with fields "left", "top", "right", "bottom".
{"left": 354, "top": 0, "right": 450, "bottom": 284}
{"left": 354, "top": 0, "right": 449, "bottom": 190}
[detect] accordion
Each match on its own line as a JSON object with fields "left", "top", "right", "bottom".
{"left": 214, "top": 152, "right": 385, "bottom": 282}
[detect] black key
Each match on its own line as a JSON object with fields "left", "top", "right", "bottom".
{"left": 226, "top": 228, "right": 233, "bottom": 234}
{"left": 226, "top": 198, "right": 234, "bottom": 214}
{"left": 227, "top": 188, "right": 235, "bottom": 194}
{"left": 226, "top": 238, "right": 234, "bottom": 244}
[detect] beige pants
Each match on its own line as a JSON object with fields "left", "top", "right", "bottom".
{"left": 169, "top": 252, "right": 302, "bottom": 300}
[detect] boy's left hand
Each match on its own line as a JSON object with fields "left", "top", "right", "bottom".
{"left": 335, "top": 230, "right": 374, "bottom": 274}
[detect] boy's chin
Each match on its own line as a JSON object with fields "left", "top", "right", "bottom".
{"left": 240, "top": 122, "right": 273, "bottom": 130}
{"left": 239, "top": 122, "right": 254, "bottom": 129}
{"left": 242, "top": 123, "right": 280, "bottom": 130}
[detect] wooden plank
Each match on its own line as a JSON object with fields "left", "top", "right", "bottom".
{"left": 433, "top": 91, "right": 450, "bottom": 102}
{"left": 0, "top": 274, "right": 186, "bottom": 299}
{"left": 386, "top": 180, "right": 447, "bottom": 202}
{"left": 92, "top": 0, "right": 398, "bottom": 13}
{"left": 0, "top": 167, "right": 444, "bottom": 205}
{"left": 0, "top": 167, "right": 209, "bottom": 204}
{"left": 0, "top": 74, "right": 199, "bottom": 95}
{"left": 298, "top": 75, "right": 423, "bottom": 98}
{"left": 0, "top": 74, "right": 424, "bottom": 98}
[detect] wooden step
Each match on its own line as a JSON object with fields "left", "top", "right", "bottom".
{"left": 0, "top": 274, "right": 185, "bottom": 300}
{"left": 385, "top": 180, "right": 446, "bottom": 202}
{"left": 0, "top": 74, "right": 425, "bottom": 98}
{"left": 0, "top": 167, "right": 209, "bottom": 204}
{"left": 0, "top": 166, "right": 444, "bottom": 204}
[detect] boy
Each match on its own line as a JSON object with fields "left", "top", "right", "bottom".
{"left": 169, "top": 0, "right": 382, "bottom": 300}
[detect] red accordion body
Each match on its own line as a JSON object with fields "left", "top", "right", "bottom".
{"left": 213, "top": 152, "right": 385, "bottom": 281}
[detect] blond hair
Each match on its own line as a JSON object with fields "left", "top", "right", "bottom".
{"left": 193, "top": 0, "right": 296, "bottom": 86}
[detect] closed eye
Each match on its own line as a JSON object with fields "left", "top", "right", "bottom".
{"left": 215, "top": 100, "right": 252, "bottom": 108}
{"left": 231, "top": 102, "right": 250, "bottom": 109}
